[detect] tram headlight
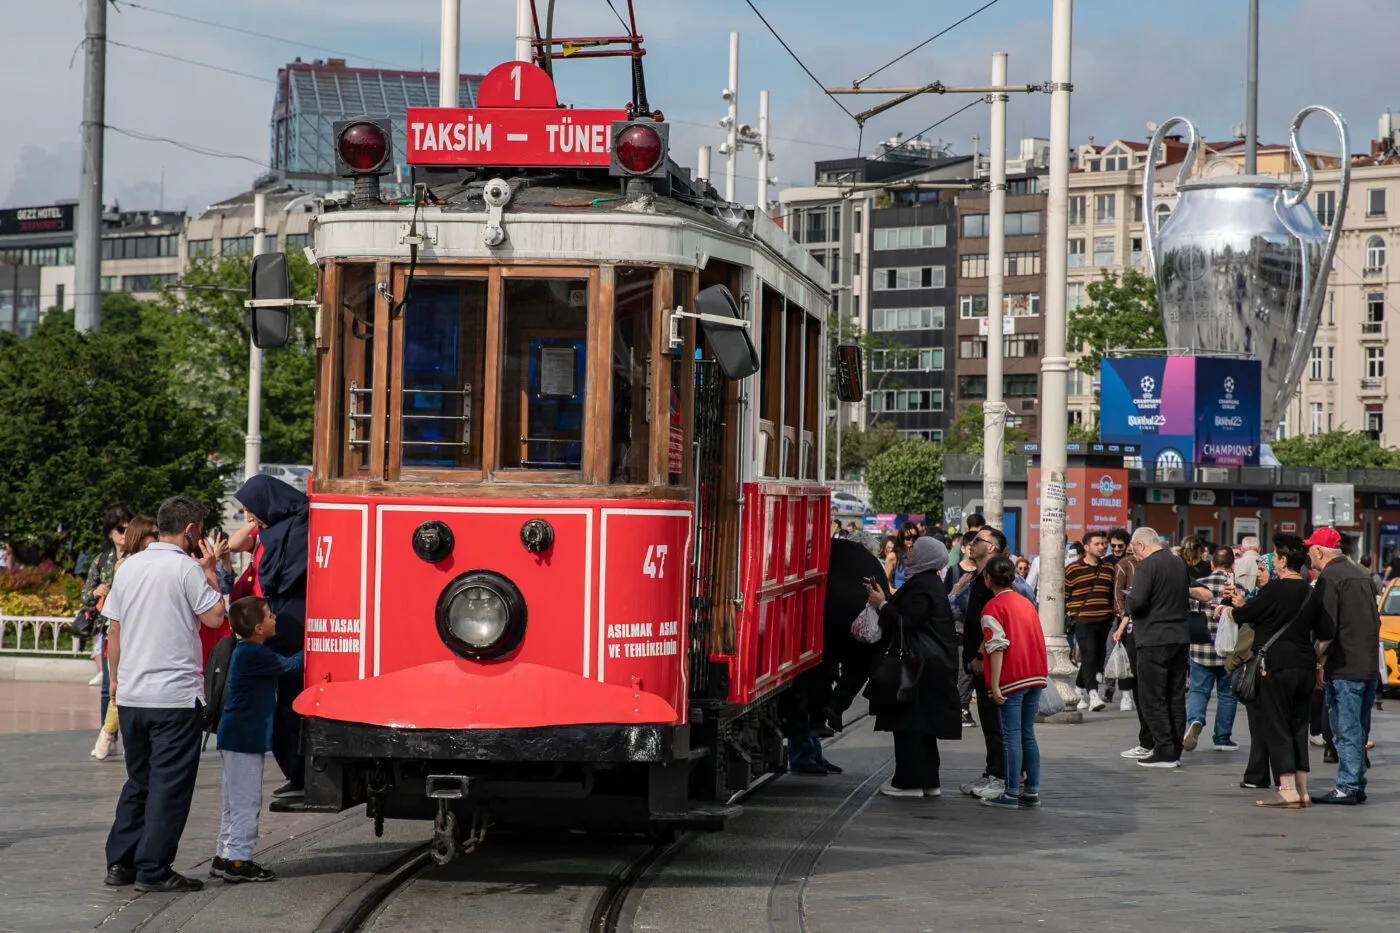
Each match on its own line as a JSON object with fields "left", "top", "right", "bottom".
{"left": 610, "top": 121, "right": 669, "bottom": 178}
{"left": 435, "top": 571, "right": 527, "bottom": 660}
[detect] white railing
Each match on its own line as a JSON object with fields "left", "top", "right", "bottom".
{"left": 0, "top": 614, "right": 83, "bottom": 655}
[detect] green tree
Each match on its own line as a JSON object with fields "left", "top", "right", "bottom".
{"left": 867, "top": 439, "right": 944, "bottom": 515}
{"left": 1067, "top": 419, "right": 1099, "bottom": 442}
{"left": 826, "top": 420, "right": 900, "bottom": 480}
{"left": 942, "top": 402, "right": 1029, "bottom": 456}
{"left": 1067, "top": 269, "right": 1164, "bottom": 377}
{"left": 1270, "top": 431, "right": 1400, "bottom": 469}
{"left": 0, "top": 311, "right": 226, "bottom": 567}
{"left": 149, "top": 252, "right": 317, "bottom": 464}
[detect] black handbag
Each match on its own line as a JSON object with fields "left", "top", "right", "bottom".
{"left": 1187, "top": 610, "right": 1212, "bottom": 645}
{"left": 1230, "top": 594, "right": 1310, "bottom": 705}
{"left": 865, "top": 606, "right": 925, "bottom": 707}
{"left": 71, "top": 608, "right": 101, "bottom": 641}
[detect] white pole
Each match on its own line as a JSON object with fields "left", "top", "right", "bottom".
{"left": 1039, "top": 0, "right": 1076, "bottom": 706}
{"left": 697, "top": 145, "right": 712, "bottom": 186}
{"left": 726, "top": 31, "right": 739, "bottom": 203}
{"left": 439, "top": 0, "right": 460, "bottom": 108}
{"left": 245, "top": 191, "right": 267, "bottom": 480}
{"left": 74, "top": 0, "right": 106, "bottom": 333}
{"left": 836, "top": 198, "right": 854, "bottom": 480}
{"left": 515, "top": 0, "right": 534, "bottom": 64}
{"left": 983, "top": 52, "right": 1009, "bottom": 530}
{"left": 757, "top": 89, "right": 770, "bottom": 214}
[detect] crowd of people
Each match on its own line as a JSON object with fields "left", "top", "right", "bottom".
{"left": 89, "top": 475, "right": 311, "bottom": 892}
{"left": 811, "top": 513, "right": 1386, "bottom": 811}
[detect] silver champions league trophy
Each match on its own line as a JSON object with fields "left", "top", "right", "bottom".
{"left": 1142, "top": 107, "right": 1351, "bottom": 434}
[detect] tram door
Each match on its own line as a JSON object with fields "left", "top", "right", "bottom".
{"left": 688, "top": 358, "right": 724, "bottom": 696}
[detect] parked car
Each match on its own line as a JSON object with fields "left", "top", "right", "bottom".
{"left": 1380, "top": 579, "right": 1400, "bottom": 695}
{"left": 261, "top": 463, "right": 312, "bottom": 494}
{"left": 830, "top": 491, "right": 870, "bottom": 514}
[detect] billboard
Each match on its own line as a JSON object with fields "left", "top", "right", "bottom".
{"left": 1027, "top": 466, "right": 1130, "bottom": 553}
{"left": 1099, "top": 356, "right": 1261, "bottom": 467}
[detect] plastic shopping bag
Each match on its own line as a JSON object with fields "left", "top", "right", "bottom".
{"left": 1214, "top": 609, "right": 1238, "bottom": 656}
{"left": 1037, "top": 682, "right": 1066, "bottom": 717}
{"left": 1104, "top": 641, "right": 1132, "bottom": 680}
{"left": 850, "top": 605, "right": 883, "bottom": 644}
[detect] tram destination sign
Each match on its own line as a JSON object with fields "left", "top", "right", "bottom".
{"left": 407, "top": 106, "right": 629, "bottom": 167}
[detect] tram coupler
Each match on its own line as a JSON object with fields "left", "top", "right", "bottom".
{"left": 427, "top": 775, "right": 478, "bottom": 865}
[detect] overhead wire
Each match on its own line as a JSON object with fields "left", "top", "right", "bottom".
{"left": 881, "top": 98, "right": 984, "bottom": 157}
{"left": 107, "top": 39, "right": 274, "bottom": 83}
{"left": 109, "top": 0, "right": 411, "bottom": 70}
{"left": 739, "top": 0, "right": 856, "bottom": 121}
{"left": 105, "top": 125, "right": 270, "bottom": 167}
{"left": 853, "top": 0, "right": 1004, "bottom": 88}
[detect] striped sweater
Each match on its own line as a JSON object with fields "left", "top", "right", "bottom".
{"left": 981, "top": 591, "right": 1049, "bottom": 694}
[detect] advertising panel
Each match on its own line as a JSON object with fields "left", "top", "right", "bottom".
{"left": 1027, "top": 466, "right": 1129, "bottom": 553}
{"left": 1192, "top": 357, "right": 1261, "bottom": 465}
{"left": 1099, "top": 357, "right": 1195, "bottom": 472}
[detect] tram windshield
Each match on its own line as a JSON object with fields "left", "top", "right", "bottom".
{"left": 500, "top": 277, "right": 590, "bottom": 470}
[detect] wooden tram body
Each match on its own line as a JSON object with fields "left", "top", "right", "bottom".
{"left": 272, "top": 59, "right": 846, "bottom": 849}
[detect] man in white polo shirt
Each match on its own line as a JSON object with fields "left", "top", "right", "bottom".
{"left": 102, "top": 496, "right": 227, "bottom": 893}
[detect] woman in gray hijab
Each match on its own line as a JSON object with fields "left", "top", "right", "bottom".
{"left": 865, "top": 535, "right": 963, "bottom": 797}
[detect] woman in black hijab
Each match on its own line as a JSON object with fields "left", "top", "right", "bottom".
{"left": 235, "top": 475, "right": 310, "bottom": 796}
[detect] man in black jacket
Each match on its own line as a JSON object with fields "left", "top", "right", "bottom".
{"left": 957, "top": 527, "right": 1008, "bottom": 799}
{"left": 1126, "top": 527, "right": 1191, "bottom": 768}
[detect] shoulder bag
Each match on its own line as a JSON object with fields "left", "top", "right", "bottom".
{"left": 1230, "top": 593, "right": 1312, "bottom": 705}
{"left": 865, "top": 606, "right": 925, "bottom": 708}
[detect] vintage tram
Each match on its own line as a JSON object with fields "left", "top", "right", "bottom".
{"left": 249, "top": 36, "right": 861, "bottom": 860}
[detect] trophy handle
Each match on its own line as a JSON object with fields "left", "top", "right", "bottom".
{"left": 1142, "top": 117, "right": 1202, "bottom": 276}
{"left": 1284, "top": 105, "right": 1351, "bottom": 328}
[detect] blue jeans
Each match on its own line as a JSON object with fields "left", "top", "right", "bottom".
{"left": 1186, "top": 661, "right": 1237, "bottom": 745}
{"left": 1326, "top": 678, "right": 1378, "bottom": 794}
{"left": 998, "top": 686, "right": 1042, "bottom": 796}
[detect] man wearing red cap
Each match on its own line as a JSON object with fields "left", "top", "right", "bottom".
{"left": 1305, "top": 526, "right": 1382, "bottom": 805}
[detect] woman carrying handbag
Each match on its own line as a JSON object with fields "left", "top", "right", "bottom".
{"left": 864, "top": 536, "right": 962, "bottom": 798}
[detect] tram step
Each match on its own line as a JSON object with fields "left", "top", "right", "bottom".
{"left": 268, "top": 797, "right": 344, "bottom": 815}
{"left": 650, "top": 802, "right": 743, "bottom": 831}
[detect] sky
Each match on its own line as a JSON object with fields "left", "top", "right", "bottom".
{"left": 3, "top": 0, "right": 1396, "bottom": 215}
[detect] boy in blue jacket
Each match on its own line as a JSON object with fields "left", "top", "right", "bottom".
{"left": 211, "top": 596, "right": 304, "bottom": 883}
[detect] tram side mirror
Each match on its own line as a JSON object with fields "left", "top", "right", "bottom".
{"left": 695, "top": 284, "right": 760, "bottom": 380}
{"left": 835, "top": 344, "right": 864, "bottom": 403}
{"left": 248, "top": 252, "right": 292, "bottom": 350}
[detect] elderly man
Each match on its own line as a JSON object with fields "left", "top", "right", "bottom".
{"left": 1125, "top": 527, "right": 1192, "bottom": 768}
{"left": 1234, "top": 535, "right": 1261, "bottom": 594}
{"left": 1307, "top": 527, "right": 1382, "bottom": 805}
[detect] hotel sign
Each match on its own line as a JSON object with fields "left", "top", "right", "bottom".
{"left": 0, "top": 205, "right": 75, "bottom": 236}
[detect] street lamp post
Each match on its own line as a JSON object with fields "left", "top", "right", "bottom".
{"left": 245, "top": 191, "right": 267, "bottom": 480}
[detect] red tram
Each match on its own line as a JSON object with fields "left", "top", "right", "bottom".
{"left": 248, "top": 27, "right": 862, "bottom": 860}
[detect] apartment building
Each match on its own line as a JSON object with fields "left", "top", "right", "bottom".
{"left": 183, "top": 182, "right": 318, "bottom": 262}
{"left": 953, "top": 169, "right": 1049, "bottom": 439}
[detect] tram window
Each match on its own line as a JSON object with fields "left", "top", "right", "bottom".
{"left": 804, "top": 320, "right": 820, "bottom": 479}
{"left": 782, "top": 304, "right": 805, "bottom": 478}
{"left": 336, "top": 264, "right": 377, "bottom": 477}
{"left": 611, "top": 268, "right": 654, "bottom": 483}
{"left": 400, "top": 279, "right": 487, "bottom": 470}
{"left": 669, "top": 271, "right": 694, "bottom": 487}
{"left": 758, "top": 287, "right": 782, "bottom": 477}
{"left": 499, "top": 278, "right": 590, "bottom": 471}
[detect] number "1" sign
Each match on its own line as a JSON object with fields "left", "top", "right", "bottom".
{"left": 643, "top": 544, "right": 668, "bottom": 579}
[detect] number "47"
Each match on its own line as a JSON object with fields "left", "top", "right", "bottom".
{"left": 642, "top": 544, "right": 668, "bottom": 579}
{"left": 314, "top": 535, "right": 333, "bottom": 569}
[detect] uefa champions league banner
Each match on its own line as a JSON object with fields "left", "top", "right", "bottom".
{"left": 1098, "top": 357, "right": 1261, "bottom": 468}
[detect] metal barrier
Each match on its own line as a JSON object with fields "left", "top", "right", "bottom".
{"left": 0, "top": 615, "right": 84, "bottom": 655}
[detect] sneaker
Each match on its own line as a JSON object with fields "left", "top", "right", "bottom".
{"left": 1019, "top": 792, "right": 1042, "bottom": 809}
{"left": 271, "top": 782, "right": 304, "bottom": 799}
{"left": 1309, "top": 789, "right": 1359, "bottom": 806}
{"left": 975, "top": 777, "right": 1008, "bottom": 800}
{"left": 1183, "top": 721, "right": 1204, "bottom": 752}
{"left": 1120, "top": 692, "right": 1134, "bottom": 712}
{"left": 878, "top": 783, "right": 925, "bottom": 798}
{"left": 1309, "top": 733, "right": 1326, "bottom": 747}
{"left": 959, "top": 775, "right": 991, "bottom": 797}
{"left": 1076, "top": 689, "right": 1091, "bottom": 711}
{"left": 1357, "top": 789, "right": 1369, "bottom": 804}
{"left": 979, "top": 793, "right": 1021, "bottom": 809}
{"left": 209, "top": 857, "right": 231, "bottom": 879}
{"left": 88, "top": 672, "right": 104, "bottom": 686}
{"left": 1120, "top": 745, "right": 1153, "bottom": 760}
{"left": 91, "top": 729, "right": 115, "bottom": 760}
{"left": 961, "top": 709, "right": 975, "bottom": 728}
{"left": 222, "top": 860, "right": 277, "bottom": 883}
{"left": 1089, "top": 690, "right": 1106, "bottom": 712}
{"left": 1213, "top": 740, "right": 1240, "bottom": 752}
{"left": 1136, "top": 750, "right": 1181, "bottom": 769}
{"left": 135, "top": 871, "right": 204, "bottom": 893}
{"left": 923, "top": 787, "right": 942, "bottom": 797}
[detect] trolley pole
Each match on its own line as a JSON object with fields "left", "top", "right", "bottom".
{"left": 244, "top": 190, "right": 267, "bottom": 481}
{"left": 725, "top": 31, "right": 739, "bottom": 203}
{"left": 74, "top": 0, "right": 107, "bottom": 333}
{"left": 1039, "top": 0, "right": 1077, "bottom": 707}
{"left": 982, "top": 52, "right": 1009, "bottom": 531}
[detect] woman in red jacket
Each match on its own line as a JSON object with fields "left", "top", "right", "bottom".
{"left": 979, "top": 555, "right": 1049, "bottom": 810}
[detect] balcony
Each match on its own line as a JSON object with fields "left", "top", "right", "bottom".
{"left": 1363, "top": 266, "right": 1385, "bottom": 278}
{"left": 1361, "top": 376, "right": 1386, "bottom": 396}
{"left": 1362, "top": 320, "right": 1386, "bottom": 340}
